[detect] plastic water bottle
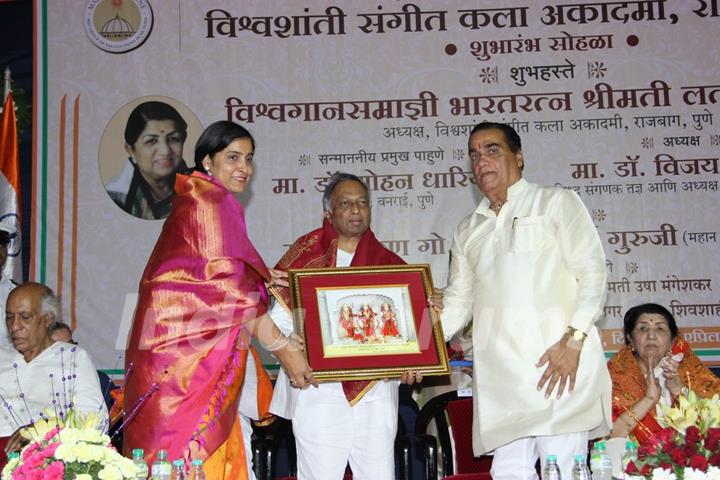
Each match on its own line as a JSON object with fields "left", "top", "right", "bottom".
{"left": 572, "top": 454, "right": 592, "bottom": 480}
{"left": 543, "top": 454, "right": 562, "bottom": 480}
{"left": 188, "top": 459, "right": 206, "bottom": 480}
{"left": 621, "top": 441, "right": 639, "bottom": 474}
{"left": 170, "top": 459, "right": 186, "bottom": 480}
{"left": 589, "top": 441, "right": 612, "bottom": 480}
{"left": 132, "top": 448, "right": 149, "bottom": 479}
{"left": 150, "top": 450, "right": 171, "bottom": 480}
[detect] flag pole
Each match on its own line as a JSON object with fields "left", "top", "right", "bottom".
{"left": 2, "top": 67, "right": 10, "bottom": 104}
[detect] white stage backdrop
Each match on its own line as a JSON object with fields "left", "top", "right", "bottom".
{"left": 32, "top": 0, "right": 720, "bottom": 370}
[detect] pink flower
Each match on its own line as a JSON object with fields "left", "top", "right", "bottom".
{"left": 14, "top": 467, "right": 43, "bottom": 480}
{"left": 27, "top": 470, "right": 43, "bottom": 480}
{"left": 42, "top": 461, "right": 64, "bottom": 479}
{"left": 40, "top": 442, "right": 59, "bottom": 458}
{"left": 22, "top": 452, "right": 46, "bottom": 469}
{"left": 21, "top": 441, "right": 40, "bottom": 460}
{"left": 42, "top": 427, "right": 61, "bottom": 442}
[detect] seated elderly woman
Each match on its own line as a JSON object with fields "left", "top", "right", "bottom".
{"left": 0, "top": 283, "right": 106, "bottom": 466}
{"left": 608, "top": 303, "right": 720, "bottom": 445}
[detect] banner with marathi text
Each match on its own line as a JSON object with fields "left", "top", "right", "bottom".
{"left": 33, "top": 0, "right": 720, "bottom": 368}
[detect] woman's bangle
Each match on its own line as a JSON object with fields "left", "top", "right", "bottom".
{"left": 627, "top": 400, "right": 650, "bottom": 425}
{"left": 624, "top": 415, "right": 636, "bottom": 430}
{"left": 265, "top": 335, "right": 290, "bottom": 352}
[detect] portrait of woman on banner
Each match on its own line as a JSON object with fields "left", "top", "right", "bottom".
{"left": 104, "top": 100, "right": 190, "bottom": 220}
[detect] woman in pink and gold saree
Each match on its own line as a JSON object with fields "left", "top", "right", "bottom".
{"left": 123, "top": 121, "right": 313, "bottom": 479}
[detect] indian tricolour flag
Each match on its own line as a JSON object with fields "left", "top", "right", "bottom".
{"left": 0, "top": 91, "right": 22, "bottom": 282}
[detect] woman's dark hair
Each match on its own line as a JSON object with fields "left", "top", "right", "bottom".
{"left": 193, "top": 121, "right": 255, "bottom": 171}
{"left": 124, "top": 101, "right": 188, "bottom": 146}
{"left": 623, "top": 303, "right": 678, "bottom": 345}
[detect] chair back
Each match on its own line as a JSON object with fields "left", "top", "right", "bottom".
{"left": 416, "top": 390, "right": 492, "bottom": 476}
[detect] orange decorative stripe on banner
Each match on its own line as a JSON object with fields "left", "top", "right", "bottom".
{"left": 71, "top": 95, "right": 80, "bottom": 331}
{"left": 56, "top": 95, "right": 66, "bottom": 300}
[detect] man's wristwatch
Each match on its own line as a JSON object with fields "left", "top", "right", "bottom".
{"left": 567, "top": 326, "right": 587, "bottom": 343}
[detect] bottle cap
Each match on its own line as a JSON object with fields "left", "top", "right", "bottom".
{"left": 595, "top": 441, "right": 606, "bottom": 451}
{"left": 547, "top": 454, "right": 558, "bottom": 462}
{"left": 7, "top": 452, "right": 20, "bottom": 460}
{"left": 575, "top": 454, "right": 586, "bottom": 462}
{"left": 132, "top": 448, "right": 144, "bottom": 456}
{"left": 157, "top": 449, "right": 167, "bottom": 459}
{"left": 192, "top": 459, "right": 203, "bottom": 466}
{"left": 625, "top": 440, "right": 635, "bottom": 449}
{"left": 173, "top": 459, "right": 185, "bottom": 466}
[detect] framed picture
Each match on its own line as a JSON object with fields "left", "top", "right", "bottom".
{"left": 288, "top": 264, "right": 450, "bottom": 381}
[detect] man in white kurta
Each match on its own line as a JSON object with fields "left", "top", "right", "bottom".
{"left": 0, "top": 341, "right": 107, "bottom": 437}
{"left": 270, "top": 272, "right": 400, "bottom": 479}
{"left": 269, "top": 173, "right": 413, "bottom": 480}
{"left": 1, "top": 282, "right": 107, "bottom": 441}
{"left": 440, "top": 122, "right": 612, "bottom": 480}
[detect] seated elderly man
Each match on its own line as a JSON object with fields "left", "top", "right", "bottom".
{"left": 0, "top": 282, "right": 107, "bottom": 464}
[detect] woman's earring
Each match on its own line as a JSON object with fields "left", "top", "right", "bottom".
{"left": 204, "top": 166, "right": 212, "bottom": 176}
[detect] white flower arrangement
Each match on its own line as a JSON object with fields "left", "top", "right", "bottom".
{"left": 627, "top": 466, "right": 720, "bottom": 480}
{"left": 1, "top": 410, "right": 137, "bottom": 480}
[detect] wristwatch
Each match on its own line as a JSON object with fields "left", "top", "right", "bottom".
{"left": 567, "top": 326, "right": 587, "bottom": 342}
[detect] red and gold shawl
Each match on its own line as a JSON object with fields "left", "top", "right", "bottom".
{"left": 608, "top": 338, "right": 720, "bottom": 445}
{"left": 123, "top": 172, "right": 270, "bottom": 466}
{"left": 271, "top": 218, "right": 405, "bottom": 405}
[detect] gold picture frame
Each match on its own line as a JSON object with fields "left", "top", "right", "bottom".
{"left": 288, "top": 264, "right": 450, "bottom": 381}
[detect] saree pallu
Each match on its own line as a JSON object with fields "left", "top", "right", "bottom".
{"left": 123, "top": 172, "right": 270, "bottom": 468}
{"left": 608, "top": 338, "right": 720, "bottom": 445}
{"left": 204, "top": 346, "right": 274, "bottom": 479}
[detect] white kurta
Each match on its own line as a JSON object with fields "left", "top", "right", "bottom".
{"left": 269, "top": 249, "right": 400, "bottom": 479}
{"left": 270, "top": 249, "right": 399, "bottom": 419}
{"left": 441, "top": 178, "right": 612, "bottom": 455}
{"left": 0, "top": 342, "right": 108, "bottom": 436}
